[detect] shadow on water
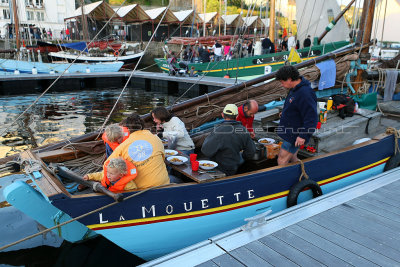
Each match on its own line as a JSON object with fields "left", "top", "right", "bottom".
{"left": 0, "top": 236, "right": 145, "bottom": 267}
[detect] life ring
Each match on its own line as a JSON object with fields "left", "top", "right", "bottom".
{"left": 114, "top": 51, "right": 119, "bottom": 57}
{"left": 384, "top": 152, "right": 400, "bottom": 171}
{"left": 287, "top": 179, "right": 323, "bottom": 208}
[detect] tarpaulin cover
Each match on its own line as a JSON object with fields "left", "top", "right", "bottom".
{"left": 60, "top": 42, "right": 88, "bottom": 52}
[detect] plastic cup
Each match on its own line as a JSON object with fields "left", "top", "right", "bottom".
{"left": 191, "top": 160, "right": 199, "bottom": 171}
{"left": 190, "top": 153, "right": 197, "bottom": 162}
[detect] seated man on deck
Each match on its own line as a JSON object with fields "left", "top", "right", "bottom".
{"left": 106, "top": 113, "right": 170, "bottom": 189}
{"left": 236, "top": 100, "right": 266, "bottom": 139}
{"left": 201, "top": 104, "right": 256, "bottom": 176}
{"left": 83, "top": 157, "right": 137, "bottom": 192}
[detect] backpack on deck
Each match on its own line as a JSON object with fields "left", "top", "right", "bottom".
{"left": 331, "top": 94, "right": 355, "bottom": 119}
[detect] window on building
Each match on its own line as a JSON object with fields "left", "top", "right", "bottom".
{"left": 35, "top": 0, "right": 43, "bottom": 7}
{"left": 57, "top": 12, "right": 65, "bottom": 23}
{"left": 1, "top": 0, "right": 9, "bottom": 4}
{"left": 36, "top": 11, "right": 44, "bottom": 21}
{"left": 27, "top": 11, "right": 34, "bottom": 20}
{"left": 3, "top": 9, "right": 10, "bottom": 19}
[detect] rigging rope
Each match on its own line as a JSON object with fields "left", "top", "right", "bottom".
{"left": 0, "top": 182, "right": 175, "bottom": 252}
{"left": 96, "top": 2, "right": 173, "bottom": 137}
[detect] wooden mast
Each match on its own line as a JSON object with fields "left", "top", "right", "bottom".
{"left": 269, "top": 0, "right": 275, "bottom": 42}
{"left": 353, "top": 0, "right": 376, "bottom": 92}
{"left": 80, "top": 0, "right": 89, "bottom": 41}
{"left": 11, "top": 0, "right": 20, "bottom": 50}
{"left": 317, "top": 0, "right": 356, "bottom": 44}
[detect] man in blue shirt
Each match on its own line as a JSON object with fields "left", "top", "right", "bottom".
{"left": 275, "top": 66, "right": 318, "bottom": 165}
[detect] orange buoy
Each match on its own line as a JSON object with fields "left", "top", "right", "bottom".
{"left": 114, "top": 50, "right": 119, "bottom": 57}
{"left": 223, "top": 74, "right": 230, "bottom": 78}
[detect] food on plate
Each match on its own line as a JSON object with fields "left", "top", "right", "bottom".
{"left": 200, "top": 163, "right": 214, "bottom": 167}
{"left": 259, "top": 139, "right": 271, "bottom": 144}
{"left": 166, "top": 152, "right": 175, "bottom": 156}
{"left": 170, "top": 158, "right": 182, "bottom": 163}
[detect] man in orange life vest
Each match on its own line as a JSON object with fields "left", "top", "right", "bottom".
{"left": 84, "top": 157, "right": 137, "bottom": 192}
{"left": 236, "top": 100, "right": 264, "bottom": 139}
{"left": 102, "top": 124, "right": 130, "bottom": 158}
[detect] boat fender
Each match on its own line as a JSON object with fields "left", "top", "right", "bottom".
{"left": 384, "top": 152, "right": 400, "bottom": 171}
{"left": 287, "top": 179, "right": 322, "bottom": 208}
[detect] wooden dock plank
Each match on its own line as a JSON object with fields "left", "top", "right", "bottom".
{"left": 272, "top": 229, "right": 352, "bottom": 267}
{"left": 229, "top": 247, "right": 273, "bottom": 267}
{"left": 365, "top": 190, "right": 400, "bottom": 208}
{"left": 307, "top": 213, "right": 400, "bottom": 262}
{"left": 356, "top": 194, "right": 400, "bottom": 215}
{"left": 285, "top": 224, "right": 376, "bottom": 267}
{"left": 335, "top": 204, "right": 400, "bottom": 234}
{"left": 243, "top": 241, "right": 298, "bottom": 267}
{"left": 196, "top": 261, "right": 220, "bottom": 267}
{"left": 347, "top": 198, "right": 400, "bottom": 223}
{"left": 373, "top": 186, "right": 400, "bottom": 202}
{"left": 297, "top": 220, "right": 400, "bottom": 266}
{"left": 258, "top": 235, "right": 324, "bottom": 267}
{"left": 315, "top": 208, "right": 400, "bottom": 249}
{"left": 210, "top": 253, "right": 245, "bottom": 267}
{"left": 366, "top": 190, "right": 400, "bottom": 208}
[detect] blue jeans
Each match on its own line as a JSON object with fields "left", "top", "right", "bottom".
{"left": 281, "top": 140, "right": 299, "bottom": 154}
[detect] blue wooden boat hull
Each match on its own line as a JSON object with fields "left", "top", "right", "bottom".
{"left": 23, "top": 135, "right": 391, "bottom": 260}
{"left": 0, "top": 59, "right": 124, "bottom": 74}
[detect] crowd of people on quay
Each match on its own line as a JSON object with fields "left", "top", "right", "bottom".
{"left": 166, "top": 33, "right": 313, "bottom": 66}
{"left": 79, "top": 63, "right": 317, "bottom": 192}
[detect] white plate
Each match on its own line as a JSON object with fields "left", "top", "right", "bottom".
{"left": 258, "top": 138, "right": 275, "bottom": 145}
{"left": 167, "top": 156, "right": 188, "bottom": 165}
{"left": 165, "top": 149, "right": 178, "bottom": 156}
{"left": 198, "top": 160, "right": 218, "bottom": 170}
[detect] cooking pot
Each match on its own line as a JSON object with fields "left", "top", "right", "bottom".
{"left": 250, "top": 143, "right": 266, "bottom": 161}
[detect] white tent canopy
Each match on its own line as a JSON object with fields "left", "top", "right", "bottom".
{"left": 199, "top": 12, "right": 218, "bottom": 24}
{"left": 221, "top": 14, "right": 242, "bottom": 26}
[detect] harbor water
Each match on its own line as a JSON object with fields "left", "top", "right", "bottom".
{"left": 0, "top": 86, "right": 187, "bottom": 266}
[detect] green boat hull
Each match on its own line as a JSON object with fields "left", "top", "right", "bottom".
{"left": 155, "top": 41, "right": 349, "bottom": 78}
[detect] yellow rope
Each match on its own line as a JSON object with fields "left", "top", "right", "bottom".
{"left": 386, "top": 127, "right": 400, "bottom": 155}
{"left": 298, "top": 160, "right": 309, "bottom": 181}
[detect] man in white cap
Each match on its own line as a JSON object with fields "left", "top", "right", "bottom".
{"left": 201, "top": 104, "right": 256, "bottom": 176}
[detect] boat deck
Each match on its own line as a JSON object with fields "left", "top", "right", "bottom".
{"left": 142, "top": 167, "right": 400, "bottom": 266}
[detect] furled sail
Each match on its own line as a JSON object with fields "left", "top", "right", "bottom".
{"left": 296, "top": 0, "right": 350, "bottom": 44}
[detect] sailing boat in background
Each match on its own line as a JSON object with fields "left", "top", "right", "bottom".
{"left": 154, "top": 0, "right": 353, "bottom": 79}
{"left": 48, "top": 1, "right": 145, "bottom": 69}
{"left": 296, "top": 0, "right": 351, "bottom": 45}
{"left": 0, "top": 0, "right": 124, "bottom": 75}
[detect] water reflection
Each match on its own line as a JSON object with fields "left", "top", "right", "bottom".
{"left": 0, "top": 88, "right": 185, "bottom": 158}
